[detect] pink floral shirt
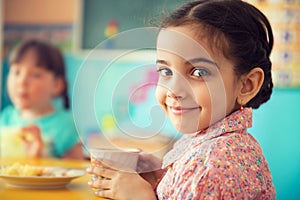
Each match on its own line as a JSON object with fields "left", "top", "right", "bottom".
{"left": 156, "top": 108, "right": 276, "bottom": 199}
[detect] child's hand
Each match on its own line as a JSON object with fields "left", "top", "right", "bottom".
{"left": 19, "top": 125, "right": 43, "bottom": 158}
{"left": 87, "top": 159, "right": 156, "bottom": 200}
{"left": 137, "top": 153, "right": 164, "bottom": 188}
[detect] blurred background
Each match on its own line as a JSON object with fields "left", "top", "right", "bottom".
{"left": 0, "top": 0, "right": 300, "bottom": 199}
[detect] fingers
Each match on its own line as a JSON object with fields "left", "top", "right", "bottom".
{"left": 22, "top": 125, "right": 41, "bottom": 136}
{"left": 20, "top": 132, "right": 36, "bottom": 142}
{"left": 20, "top": 125, "right": 42, "bottom": 142}
{"left": 22, "top": 124, "right": 40, "bottom": 130}
{"left": 94, "top": 189, "right": 114, "bottom": 199}
{"left": 87, "top": 169, "right": 115, "bottom": 199}
{"left": 88, "top": 178, "right": 111, "bottom": 189}
{"left": 87, "top": 166, "right": 116, "bottom": 179}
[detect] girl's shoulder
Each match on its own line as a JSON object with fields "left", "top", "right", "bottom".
{"left": 53, "top": 109, "right": 73, "bottom": 119}
{"left": 1, "top": 105, "right": 18, "bottom": 114}
{"left": 38, "top": 109, "right": 74, "bottom": 124}
{"left": 190, "top": 132, "right": 263, "bottom": 166}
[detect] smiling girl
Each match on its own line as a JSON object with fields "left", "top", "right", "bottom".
{"left": 87, "top": 0, "right": 276, "bottom": 199}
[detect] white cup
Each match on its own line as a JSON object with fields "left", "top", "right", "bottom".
{"left": 89, "top": 148, "right": 140, "bottom": 172}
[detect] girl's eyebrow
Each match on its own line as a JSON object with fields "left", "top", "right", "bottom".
{"left": 156, "top": 59, "right": 169, "bottom": 65}
{"left": 186, "top": 58, "right": 218, "bottom": 68}
{"left": 156, "top": 58, "right": 218, "bottom": 68}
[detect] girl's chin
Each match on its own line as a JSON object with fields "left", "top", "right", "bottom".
{"left": 16, "top": 104, "right": 32, "bottom": 110}
{"left": 172, "top": 124, "right": 201, "bottom": 134}
{"left": 171, "top": 119, "right": 210, "bottom": 134}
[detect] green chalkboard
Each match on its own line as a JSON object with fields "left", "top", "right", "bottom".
{"left": 81, "top": 0, "right": 189, "bottom": 49}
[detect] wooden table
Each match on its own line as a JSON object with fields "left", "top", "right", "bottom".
{"left": 0, "top": 158, "right": 106, "bottom": 200}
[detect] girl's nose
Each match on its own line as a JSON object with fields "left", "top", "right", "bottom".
{"left": 166, "top": 76, "right": 187, "bottom": 100}
{"left": 166, "top": 90, "right": 183, "bottom": 100}
{"left": 17, "top": 73, "right": 29, "bottom": 86}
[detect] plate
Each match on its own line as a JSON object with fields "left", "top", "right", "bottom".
{"left": 0, "top": 167, "right": 86, "bottom": 189}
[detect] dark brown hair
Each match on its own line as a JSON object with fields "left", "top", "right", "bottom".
{"left": 9, "top": 39, "right": 70, "bottom": 109}
{"left": 161, "top": 0, "right": 274, "bottom": 109}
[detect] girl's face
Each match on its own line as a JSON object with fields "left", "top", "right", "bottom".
{"left": 7, "top": 49, "right": 61, "bottom": 112}
{"left": 156, "top": 26, "right": 242, "bottom": 134}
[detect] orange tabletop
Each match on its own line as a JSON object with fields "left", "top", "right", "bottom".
{"left": 0, "top": 158, "right": 107, "bottom": 200}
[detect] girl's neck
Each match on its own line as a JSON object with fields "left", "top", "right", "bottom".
{"left": 20, "top": 105, "right": 56, "bottom": 121}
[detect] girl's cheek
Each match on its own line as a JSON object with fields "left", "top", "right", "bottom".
{"left": 7, "top": 79, "right": 15, "bottom": 93}
{"left": 155, "top": 86, "right": 165, "bottom": 104}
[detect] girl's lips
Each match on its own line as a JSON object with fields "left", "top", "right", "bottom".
{"left": 168, "top": 106, "right": 199, "bottom": 115}
{"left": 18, "top": 93, "right": 29, "bottom": 99}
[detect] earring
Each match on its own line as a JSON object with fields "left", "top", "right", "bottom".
{"left": 239, "top": 98, "right": 244, "bottom": 110}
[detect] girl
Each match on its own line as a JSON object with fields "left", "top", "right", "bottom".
{"left": 0, "top": 39, "right": 83, "bottom": 159}
{"left": 87, "top": 0, "right": 276, "bottom": 199}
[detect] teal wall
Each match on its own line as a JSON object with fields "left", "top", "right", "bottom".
{"left": 81, "top": 0, "right": 188, "bottom": 49}
{"left": 250, "top": 89, "right": 300, "bottom": 200}
{"left": 1, "top": 54, "right": 300, "bottom": 199}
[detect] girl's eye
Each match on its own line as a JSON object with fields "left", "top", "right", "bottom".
{"left": 31, "top": 72, "right": 42, "bottom": 78}
{"left": 157, "top": 68, "right": 173, "bottom": 77}
{"left": 192, "top": 68, "right": 211, "bottom": 77}
{"left": 11, "top": 68, "right": 20, "bottom": 76}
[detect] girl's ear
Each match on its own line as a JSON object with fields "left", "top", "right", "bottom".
{"left": 52, "top": 77, "right": 65, "bottom": 97}
{"left": 237, "top": 67, "right": 264, "bottom": 106}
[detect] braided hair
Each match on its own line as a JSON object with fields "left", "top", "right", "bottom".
{"left": 9, "top": 39, "right": 70, "bottom": 109}
{"left": 161, "top": 0, "right": 273, "bottom": 108}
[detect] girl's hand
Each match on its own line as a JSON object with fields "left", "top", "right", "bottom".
{"left": 19, "top": 125, "right": 43, "bottom": 158}
{"left": 87, "top": 160, "right": 157, "bottom": 200}
{"left": 137, "top": 153, "right": 164, "bottom": 188}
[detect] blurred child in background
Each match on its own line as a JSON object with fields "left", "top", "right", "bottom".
{"left": 0, "top": 39, "right": 83, "bottom": 159}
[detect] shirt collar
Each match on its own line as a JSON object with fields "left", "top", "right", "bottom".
{"left": 162, "top": 107, "right": 252, "bottom": 168}
{"left": 195, "top": 107, "right": 252, "bottom": 140}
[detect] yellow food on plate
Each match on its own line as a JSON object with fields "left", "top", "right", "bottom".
{"left": 1, "top": 163, "right": 44, "bottom": 176}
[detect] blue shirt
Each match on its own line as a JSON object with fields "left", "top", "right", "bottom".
{"left": 0, "top": 105, "right": 80, "bottom": 158}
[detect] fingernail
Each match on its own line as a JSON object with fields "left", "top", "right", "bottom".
{"left": 88, "top": 181, "right": 92, "bottom": 185}
{"left": 86, "top": 167, "right": 91, "bottom": 172}
{"left": 92, "top": 174, "right": 98, "bottom": 181}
